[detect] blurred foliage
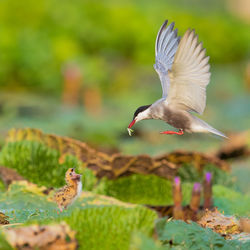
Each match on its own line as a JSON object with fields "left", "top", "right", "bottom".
{"left": 0, "top": 181, "right": 157, "bottom": 250}
{"left": 0, "top": 231, "right": 12, "bottom": 250}
{"left": 95, "top": 174, "right": 174, "bottom": 205}
{"left": 95, "top": 174, "right": 250, "bottom": 212}
{"left": 155, "top": 219, "right": 250, "bottom": 249}
{"left": 130, "top": 232, "right": 164, "bottom": 250}
{"left": 0, "top": 139, "right": 98, "bottom": 191}
{"left": 177, "top": 163, "right": 234, "bottom": 187}
{"left": 96, "top": 175, "right": 199, "bottom": 206}
{"left": 82, "top": 167, "right": 98, "bottom": 191}
{"left": 0, "top": 181, "right": 57, "bottom": 223}
{"left": 0, "top": 140, "right": 81, "bottom": 187}
{"left": 0, "top": 1, "right": 249, "bottom": 248}
{"left": 0, "top": 137, "right": 234, "bottom": 206}
{"left": 1, "top": 136, "right": 247, "bottom": 209}
{"left": 213, "top": 185, "right": 250, "bottom": 216}
{"left": 0, "top": 0, "right": 249, "bottom": 96}
{"left": 63, "top": 206, "right": 156, "bottom": 250}
{"left": 0, "top": 179, "right": 5, "bottom": 191}
{"left": 1, "top": 180, "right": 250, "bottom": 249}
{"left": 231, "top": 159, "right": 250, "bottom": 194}
{"left": 0, "top": 0, "right": 248, "bottom": 153}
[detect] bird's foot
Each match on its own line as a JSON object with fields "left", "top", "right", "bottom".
{"left": 160, "top": 129, "right": 184, "bottom": 135}
{"left": 56, "top": 207, "right": 63, "bottom": 214}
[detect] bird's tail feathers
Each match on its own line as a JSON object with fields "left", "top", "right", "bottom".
{"left": 191, "top": 115, "right": 228, "bottom": 138}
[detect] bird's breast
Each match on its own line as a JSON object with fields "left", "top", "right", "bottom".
{"left": 152, "top": 104, "right": 191, "bottom": 130}
{"left": 164, "top": 108, "right": 191, "bottom": 130}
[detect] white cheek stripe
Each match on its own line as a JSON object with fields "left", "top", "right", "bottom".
{"left": 136, "top": 108, "right": 151, "bottom": 121}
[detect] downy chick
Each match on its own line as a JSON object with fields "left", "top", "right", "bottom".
{"left": 54, "top": 168, "right": 82, "bottom": 212}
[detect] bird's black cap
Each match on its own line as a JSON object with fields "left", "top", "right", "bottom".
{"left": 133, "top": 105, "right": 151, "bottom": 119}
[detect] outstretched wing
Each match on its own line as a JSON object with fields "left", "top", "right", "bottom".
{"left": 154, "top": 20, "right": 180, "bottom": 98}
{"left": 167, "top": 29, "right": 211, "bottom": 114}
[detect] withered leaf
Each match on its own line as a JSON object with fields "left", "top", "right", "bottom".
{"left": 4, "top": 222, "right": 77, "bottom": 250}
{"left": 198, "top": 208, "right": 241, "bottom": 237}
{"left": 0, "top": 212, "right": 9, "bottom": 225}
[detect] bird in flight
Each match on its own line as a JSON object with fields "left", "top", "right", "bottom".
{"left": 128, "top": 20, "right": 226, "bottom": 138}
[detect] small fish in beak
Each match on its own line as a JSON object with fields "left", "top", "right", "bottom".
{"left": 127, "top": 128, "right": 134, "bottom": 136}
{"left": 127, "top": 119, "right": 135, "bottom": 136}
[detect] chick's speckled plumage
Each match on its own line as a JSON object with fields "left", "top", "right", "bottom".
{"left": 54, "top": 168, "right": 82, "bottom": 211}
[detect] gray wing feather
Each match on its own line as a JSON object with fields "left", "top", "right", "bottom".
{"left": 167, "top": 29, "right": 211, "bottom": 114}
{"left": 154, "top": 20, "right": 180, "bottom": 98}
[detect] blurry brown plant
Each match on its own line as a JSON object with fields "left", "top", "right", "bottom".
{"left": 0, "top": 212, "right": 9, "bottom": 225}
{"left": 198, "top": 208, "right": 241, "bottom": 238}
{"left": 0, "top": 166, "right": 25, "bottom": 187}
{"left": 6, "top": 128, "right": 230, "bottom": 182}
{"left": 148, "top": 173, "right": 213, "bottom": 221}
{"left": 240, "top": 218, "right": 250, "bottom": 233}
{"left": 82, "top": 86, "right": 102, "bottom": 116}
{"left": 62, "top": 64, "right": 82, "bottom": 107}
{"left": 4, "top": 222, "right": 77, "bottom": 250}
{"left": 172, "top": 177, "right": 184, "bottom": 220}
{"left": 216, "top": 130, "right": 250, "bottom": 160}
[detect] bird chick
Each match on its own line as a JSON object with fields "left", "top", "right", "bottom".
{"left": 54, "top": 168, "right": 82, "bottom": 212}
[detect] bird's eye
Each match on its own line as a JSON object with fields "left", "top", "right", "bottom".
{"left": 69, "top": 173, "right": 72, "bottom": 176}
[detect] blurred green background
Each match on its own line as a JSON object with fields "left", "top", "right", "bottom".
{"left": 0, "top": 0, "right": 249, "bottom": 155}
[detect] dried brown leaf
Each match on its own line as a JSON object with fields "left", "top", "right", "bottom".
{"left": 4, "top": 222, "right": 77, "bottom": 250}
{"left": 0, "top": 166, "right": 25, "bottom": 187}
{"left": 216, "top": 130, "right": 250, "bottom": 160}
{"left": 0, "top": 212, "right": 9, "bottom": 225}
{"left": 198, "top": 208, "right": 241, "bottom": 236}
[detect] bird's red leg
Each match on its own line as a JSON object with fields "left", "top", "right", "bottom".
{"left": 160, "top": 129, "right": 184, "bottom": 135}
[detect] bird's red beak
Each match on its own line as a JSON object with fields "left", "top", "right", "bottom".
{"left": 128, "top": 119, "right": 135, "bottom": 128}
